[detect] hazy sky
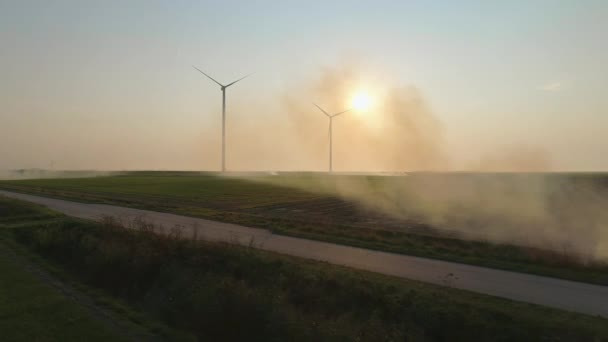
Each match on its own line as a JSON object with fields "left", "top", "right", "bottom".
{"left": 1, "top": 1, "right": 607, "bottom": 171}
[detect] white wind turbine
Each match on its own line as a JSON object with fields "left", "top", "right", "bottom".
{"left": 193, "top": 66, "right": 252, "bottom": 172}
{"left": 313, "top": 103, "right": 351, "bottom": 172}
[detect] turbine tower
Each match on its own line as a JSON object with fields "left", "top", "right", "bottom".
{"left": 314, "top": 103, "right": 351, "bottom": 172}
{"left": 193, "top": 66, "right": 252, "bottom": 172}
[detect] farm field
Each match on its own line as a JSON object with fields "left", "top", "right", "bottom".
{"left": 1, "top": 171, "right": 608, "bottom": 286}
{"left": 2, "top": 195, "right": 608, "bottom": 341}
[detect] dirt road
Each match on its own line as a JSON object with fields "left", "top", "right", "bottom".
{"left": 2, "top": 190, "right": 607, "bottom": 318}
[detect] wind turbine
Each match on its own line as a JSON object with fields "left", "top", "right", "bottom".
{"left": 193, "top": 66, "right": 252, "bottom": 172}
{"left": 314, "top": 103, "right": 351, "bottom": 172}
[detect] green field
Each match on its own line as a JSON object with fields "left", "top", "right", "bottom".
{"left": 2, "top": 195, "right": 608, "bottom": 341}
{"left": 1, "top": 171, "right": 608, "bottom": 286}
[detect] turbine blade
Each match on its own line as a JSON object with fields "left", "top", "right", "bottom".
{"left": 313, "top": 103, "right": 330, "bottom": 117}
{"left": 332, "top": 108, "right": 351, "bottom": 117}
{"left": 192, "top": 66, "right": 224, "bottom": 87}
{"left": 224, "top": 73, "right": 254, "bottom": 88}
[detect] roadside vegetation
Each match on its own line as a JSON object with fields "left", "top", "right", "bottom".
{"left": 2, "top": 172, "right": 608, "bottom": 286}
{"left": 0, "top": 244, "right": 129, "bottom": 341}
{"left": 1, "top": 195, "right": 608, "bottom": 341}
{"left": 0, "top": 197, "right": 182, "bottom": 341}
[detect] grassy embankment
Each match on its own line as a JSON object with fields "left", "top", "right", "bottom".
{"left": 1, "top": 195, "right": 608, "bottom": 341}
{"left": 1, "top": 172, "right": 608, "bottom": 286}
{"left": 0, "top": 251, "right": 129, "bottom": 341}
{"left": 0, "top": 197, "right": 184, "bottom": 341}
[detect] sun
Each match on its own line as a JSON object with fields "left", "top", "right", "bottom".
{"left": 351, "top": 91, "right": 373, "bottom": 112}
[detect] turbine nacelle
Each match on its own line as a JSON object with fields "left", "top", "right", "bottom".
{"left": 313, "top": 103, "right": 351, "bottom": 118}
{"left": 193, "top": 65, "right": 252, "bottom": 91}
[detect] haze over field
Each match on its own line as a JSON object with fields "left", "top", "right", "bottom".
{"left": 1, "top": 1, "right": 607, "bottom": 260}
{"left": 259, "top": 173, "right": 608, "bottom": 261}
{"left": 1, "top": 1, "right": 607, "bottom": 171}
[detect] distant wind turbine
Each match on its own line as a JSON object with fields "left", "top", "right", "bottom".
{"left": 193, "top": 66, "right": 252, "bottom": 172}
{"left": 314, "top": 103, "right": 351, "bottom": 172}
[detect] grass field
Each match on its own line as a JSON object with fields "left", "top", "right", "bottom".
{"left": 2, "top": 172, "right": 607, "bottom": 286}
{"left": 2, "top": 195, "right": 608, "bottom": 341}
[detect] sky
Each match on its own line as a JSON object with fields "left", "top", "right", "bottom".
{"left": 1, "top": 0, "right": 607, "bottom": 171}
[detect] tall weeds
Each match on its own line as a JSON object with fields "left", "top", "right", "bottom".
{"left": 11, "top": 217, "right": 608, "bottom": 341}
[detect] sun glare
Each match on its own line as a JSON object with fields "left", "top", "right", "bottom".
{"left": 351, "top": 91, "right": 373, "bottom": 112}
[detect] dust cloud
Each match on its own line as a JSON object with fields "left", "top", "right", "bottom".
{"left": 0, "top": 169, "right": 115, "bottom": 180}
{"left": 324, "top": 173, "right": 608, "bottom": 262}
{"left": 244, "top": 65, "right": 608, "bottom": 262}
{"left": 470, "top": 145, "right": 553, "bottom": 172}
{"left": 281, "top": 65, "right": 448, "bottom": 172}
